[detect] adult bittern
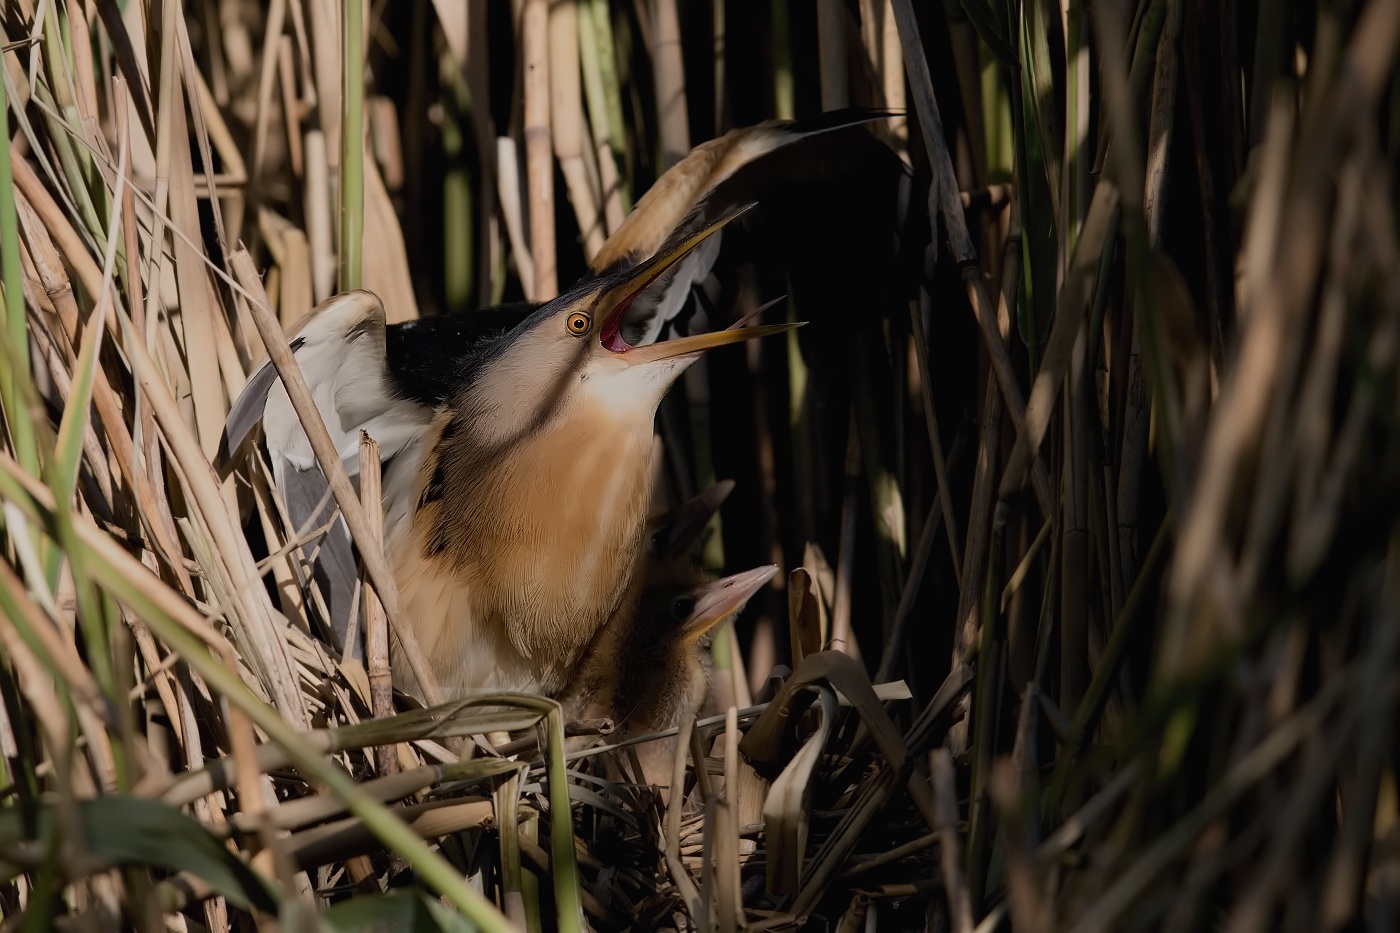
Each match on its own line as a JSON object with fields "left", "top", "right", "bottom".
{"left": 392, "top": 216, "right": 793, "bottom": 698}
{"left": 226, "top": 219, "right": 788, "bottom": 699}
{"left": 221, "top": 109, "right": 895, "bottom": 697}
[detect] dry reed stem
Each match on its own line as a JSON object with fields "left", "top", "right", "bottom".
{"left": 307, "top": 0, "right": 340, "bottom": 159}
{"left": 875, "top": 492, "right": 944, "bottom": 683}
{"left": 650, "top": 0, "right": 689, "bottom": 168}
{"left": 930, "top": 748, "right": 973, "bottom": 933}
{"left": 227, "top": 249, "right": 443, "bottom": 707}
{"left": 523, "top": 0, "right": 557, "bottom": 300}
{"left": 358, "top": 432, "right": 395, "bottom": 778}
{"left": 304, "top": 129, "right": 335, "bottom": 301}
{"left": 910, "top": 297, "right": 962, "bottom": 577}
{"left": 362, "top": 146, "right": 420, "bottom": 322}
{"left": 496, "top": 135, "right": 536, "bottom": 292}
{"left": 550, "top": 0, "right": 605, "bottom": 260}
{"left": 998, "top": 185, "right": 1117, "bottom": 504}
{"left": 251, "top": 0, "right": 288, "bottom": 186}
{"left": 466, "top": 2, "right": 500, "bottom": 300}
{"left": 578, "top": 4, "right": 626, "bottom": 234}
{"left": 667, "top": 715, "right": 705, "bottom": 919}
{"left": 276, "top": 36, "right": 304, "bottom": 178}
{"left": 716, "top": 706, "right": 742, "bottom": 932}
{"left": 818, "top": 0, "right": 850, "bottom": 110}
{"left": 830, "top": 410, "right": 860, "bottom": 657}
{"left": 160, "top": 55, "right": 226, "bottom": 464}
{"left": 890, "top": 0, "right": 1053, "bottom": 520}
{"left": 178, "top": 20, "right": 238, "bottom": 246}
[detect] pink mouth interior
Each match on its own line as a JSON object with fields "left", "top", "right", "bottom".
{"left": 598, "top": 301, "right": 633, "bottom": 353}
{"left": 598, "top": 290, "right": 775, "bottom": 354}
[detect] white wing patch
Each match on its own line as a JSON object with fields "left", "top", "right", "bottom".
{"left": 260, "top": 293, "right": 434, "bottom": 477}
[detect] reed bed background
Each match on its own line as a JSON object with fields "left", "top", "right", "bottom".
{"left": 1, "top": 0, "right": 1399, "bottom": 930}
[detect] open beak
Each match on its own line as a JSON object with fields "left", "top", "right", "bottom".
{"left": 623, "top": 294, "right": 797, "bottom": 364}
{"left": 596, "top": 205, "right": 802, "bottom": 358}
{"left": 680, "top": 564, "right": 779, "bottom": 646}
{"left": 622, "top": 322, "right": 800, "bottom": 364}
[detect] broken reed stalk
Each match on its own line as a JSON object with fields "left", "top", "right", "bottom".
{"left": 522, "top": 0, "right": 557, "bottom": 299}
{"left": 358, "top": 432, "right": 396, "bottom": 777}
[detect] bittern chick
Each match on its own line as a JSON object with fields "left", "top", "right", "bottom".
{"left": 561, "top": 564, "right": 778, "bottom": 793}
{"left": 554, "top": 479, "right": 743, "bottom": 778}
{"left": 646, "top": 479, "right": 735, "bottom": 572}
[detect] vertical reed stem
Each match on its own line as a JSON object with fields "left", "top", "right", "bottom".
{"left": 0, "top": 83, "right": 38, "bottom": 473}
{"left": 651, "top": 0, "right": 689, "bottom": 168}
{"left": 358, "top": 433, "right": 395, "bottom": 777}
{"left": 523, "top": 0, "right": 557, "bottom": 299}
{"left": 339, "top": 0, "right": 364, "bottom": 291}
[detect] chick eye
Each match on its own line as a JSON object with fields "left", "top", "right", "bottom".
{"left": 670, "top": 595, "right": 696, "bottom": 621}
{"left": 566, "top": 312, "right": 591, "bottom": 336}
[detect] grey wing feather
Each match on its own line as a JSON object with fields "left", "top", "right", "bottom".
{"left": 277, "top": 456, "right": 363, "bottom": 662}
{"left": 231, "top": 292, "right": 429, "bottom": 663}
{"left": 619, "top": 234, "right": 723, "bottom": 346}
{"left": 216, "top": 338, "right": 303, "bottom": 473}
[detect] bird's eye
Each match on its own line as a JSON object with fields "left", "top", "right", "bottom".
{"left": 670, "top": 595, "right": 696, "bottom": 621}
{"left": 566, "top": 312, "right": 591, "bottom": 336}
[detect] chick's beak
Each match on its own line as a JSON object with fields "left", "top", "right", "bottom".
{"left": 649, "top": 479, "right": 736, "bottom": 561}
{"left": 595, "top": 205, "right": 802, "bottom": 360}
{"left": 681, "top": 564, "right": 780, "bottom": 646}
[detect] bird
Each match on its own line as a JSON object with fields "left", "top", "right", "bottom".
{"left": 392, "top": 216, "right": 798, "bottom": 700}
{"left": 645, "top": 478, "right": 735, "bottom": 569}
{"left": 551, "top": 480, "right": 749, "bottom": 781}
{"left": 559, "top": 558, "right": 778, "bottom": 794}
{"left": 219, "top": 108, "right": 907, "bottom": 701}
